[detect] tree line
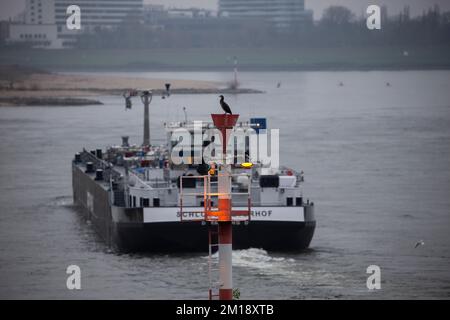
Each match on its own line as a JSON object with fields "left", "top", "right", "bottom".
{"left": 74, "top": 5, "right": 450, "bottom": 49}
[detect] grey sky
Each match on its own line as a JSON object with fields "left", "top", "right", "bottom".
{"left": 1, "top": 0, "right": 450, "bottom": 21}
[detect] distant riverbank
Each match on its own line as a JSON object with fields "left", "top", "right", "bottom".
{"left": 1, "top": 46, "right": 450, "bottom": 71}
{"left": 0, "top": 97, "right": 103, "bottom": 107}
{"left": 0, "top": 65, "right": 261, "bottom": 106}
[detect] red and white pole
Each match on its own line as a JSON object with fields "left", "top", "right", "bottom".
{"left": 211, "top": 113, "right": 239, "bottom": 300}
{"left": 218, "top": 222, "right": 232, "bottom": 299}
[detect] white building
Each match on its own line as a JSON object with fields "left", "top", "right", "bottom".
{"left": 8, "top": 0, "right": 61, "bottom": 48}
{"left": 7, "top": 0, "right": 144, "bottom": 48}
{"left": 8, "top": 24, "right": 62, "bottom": 49}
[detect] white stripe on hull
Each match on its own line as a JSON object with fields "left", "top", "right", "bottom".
{"left": 143, "top": 206, "right": 305, "bottom": 223}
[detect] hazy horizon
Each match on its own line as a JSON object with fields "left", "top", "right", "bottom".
{"left": 1, "top": 0, "right": 450, "bottom": 21}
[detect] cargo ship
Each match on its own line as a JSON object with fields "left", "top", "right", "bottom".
{"left": 72, "top": 91, "right": 316, "bottom": 252}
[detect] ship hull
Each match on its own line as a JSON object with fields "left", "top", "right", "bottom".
{"left": 72, "top": 162, "right": 316, "bottom": 253}
{"left": 112, "top": 220, "right": 315, "bottom": 252}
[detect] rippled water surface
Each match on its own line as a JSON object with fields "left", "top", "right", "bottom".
{"left": 0, "top": 70, "right": 449, "bottom": 299}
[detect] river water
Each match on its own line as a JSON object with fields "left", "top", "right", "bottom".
{"left": 0, "top": 70, "right": 449, "bottom": 299}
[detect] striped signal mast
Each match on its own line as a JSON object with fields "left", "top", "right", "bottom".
{"left": 211, "top": 113, "right": 239, "bottom": 300}
{"left": 179, "top": 113, "right": 251, "bottom": 300}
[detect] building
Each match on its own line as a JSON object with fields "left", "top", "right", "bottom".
{"left": 7, "top": 0, "right": 144, "bottom": 48}
{"left": 8, "top": 24, "right": 61, "bottom": 48}
{"left": 7, "top": 0, "right": 62, "bottom": 48}
{"left": 167, "top": 8, "right": 212, "bottom": 19}
{"left": 142, "top": 4, "right": 166, "bottom": 26}
{"left": 142, "top": 5, "right": 246, "bottom": 39}
{"left": 55, "top": 0, "right": 143, "bottom": 47}
{"left": 54, "top": 0, "right": 143, "bottom": 29}
{"left": 25, "top": 0, "right": 55, "bottom": 24}
{"left": 218, "top": 0, "right": 312, "bottom": 29}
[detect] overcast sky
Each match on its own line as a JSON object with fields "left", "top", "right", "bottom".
{"left": 1, "top": 0, "right": 450, "bottom": 21}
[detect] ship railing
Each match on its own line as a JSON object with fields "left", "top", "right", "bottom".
{"left": 79, "top": 149, "right": 122, "bottom": 182}
{"left": 128, "top": 171, "right": 152, "bottom": 190}
{"left": 179, "top": 174, "right": 251, "bottom": 223}
{"left": 277, "top": 165, "right": 305, "bottom": 187}
{"left": 149, "top": 180, "right": 171, "bottom": 188}
{"left": 132, "top": 171, "right": 171, "bottom": 189}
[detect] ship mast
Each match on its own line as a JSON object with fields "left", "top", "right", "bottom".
{"left": 141, "top": 91, "right": 152, "bottom": 146}
{"left": 123, "top": 89, "right": 154, "bottom": 147}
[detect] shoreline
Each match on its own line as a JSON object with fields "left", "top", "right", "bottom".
{"left": 0, "top": 97, "right": 104, "bottom": 107}
{"left": 0, "top": 88, "right": 263, "bottom": 107}
{"left": 0, "top": 69, "right": 263, "bottom": 106}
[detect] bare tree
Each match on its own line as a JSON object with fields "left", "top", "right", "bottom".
{"left": 321, "top": 6, "right": 355, "bottom": 26}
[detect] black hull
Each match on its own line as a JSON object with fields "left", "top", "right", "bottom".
{"left": 114, "top": 221, "right": 316, "bottom": 253}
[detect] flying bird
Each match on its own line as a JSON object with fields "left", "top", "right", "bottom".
{"left": 414, "top": 240, "right": 425, "bottom": 248}
{"left": 219, "top": 95, "right": 232, "bottom": 114}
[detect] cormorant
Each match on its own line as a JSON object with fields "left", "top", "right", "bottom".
{"left": 219, "top": 95, "right": 232, "bottom": 114}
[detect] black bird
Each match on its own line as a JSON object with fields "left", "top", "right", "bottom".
{"left": 219, "top": 95, "right": 232, "bottom": 114}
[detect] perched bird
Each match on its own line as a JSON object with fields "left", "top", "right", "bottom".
{"left": 219, "top": 95, "right": 232, "bottom": 114}
{"left": 414, "top": 240, "right": 425, "bottom": 248}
